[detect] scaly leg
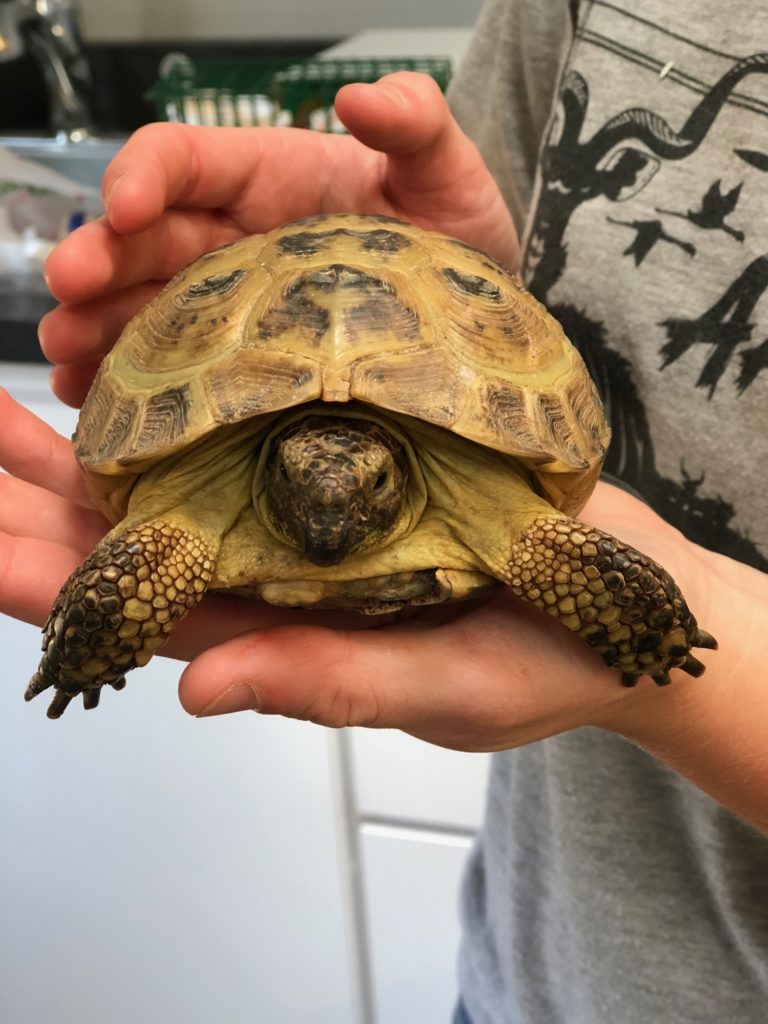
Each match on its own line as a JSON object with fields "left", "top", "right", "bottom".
{"left": 26, "top": 520, "right": 215, "bottom": 718}
{"left": 505, "top": 515, "right": 717, "bottom": 685}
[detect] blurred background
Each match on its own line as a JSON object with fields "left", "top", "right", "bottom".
{"left": 1, "top": 0, "right": 481, "bottom": 135}
{"left": 0, "top": 3, "right": 493, "bottom": 1023}
{"left": 0, "top": 0, "right": 481, "bottom": 360}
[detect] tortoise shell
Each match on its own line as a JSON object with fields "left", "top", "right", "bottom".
{"left": 74, "top": 213, "right": 610, "bottom": 517}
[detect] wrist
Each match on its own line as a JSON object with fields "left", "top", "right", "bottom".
{"left": 591, "top": 544, "right": 768, "bottom": 831}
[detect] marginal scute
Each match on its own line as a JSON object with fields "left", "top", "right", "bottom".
{"left": 483, "top": 383, "right": 550, "bottom": 462}
{"left": 74, "top": 212, "right": 610, "bottom": 520}
{"left": 137, "top": 384, "right": 192, "bottom": 453}
{"left": 204, "top": 350, "right": 321, "bottom": 422}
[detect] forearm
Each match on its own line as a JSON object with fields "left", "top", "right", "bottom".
{"left": 598, "top": 546, "right": 768, "bottom": 832}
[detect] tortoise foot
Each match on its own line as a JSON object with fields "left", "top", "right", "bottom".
{"left": 507, "top": 516, "right": 717, "bottom": 685}
{"left": 27, "top": 521, "right": 214, "bottom": 718}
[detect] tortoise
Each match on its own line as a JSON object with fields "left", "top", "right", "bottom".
{"left": 27, "top": 213, "right": 717, "bottom": 718}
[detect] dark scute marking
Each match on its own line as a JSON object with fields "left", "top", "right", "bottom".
{"left": 257, "top": 282, "right": 330, "bottom": 342}
{"left": 278, "top": 230, "right": 347, "bottom": 257}
{"left": 277, "top": 226, "right": 411, "bottom": 258}
{"left": 347, "top": 296, "right": 421, "bottom": 337}
{"left": 485, "top": 384, "right": 546, "bottom": 455}
{"left": 139, "top": 384, "right": 192, "bottom": 449}
{"left": 443, "top": 267, "right": 502, "bottom": 300}
{"left": 360, "top": 229, "right": 412, "bottom": 253}
{"left": 362, "top": 214, "right": 409, "bottom": 227}
{"left": 536, "top": 392, "right": 587, "bottom": 468}
{"left": 307, "top": 265, "right": 377, "bottom": 290}
{"left": 212, "top": 367, "right": 315, "bottom": 422}
{"left": 186, "top": 269, "right": 246, "bottom": 298}
{"left": 567, "top": 377, "right": 608, "bottom": 457}
{"left": 86, "top": 394, "right": 138, "bottom": 462}
{"left": 100, "top": 399, "right": 136, "bottom": 456}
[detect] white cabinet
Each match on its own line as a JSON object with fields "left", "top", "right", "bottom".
{"left": 346, "top": 730, "right": 488, "bottom": 1022}
{"left": 0, "top": 365, "right": 356, "bottom": 1024}
{"left": 361, "top": 824, "right": 474, "bottom": 1024}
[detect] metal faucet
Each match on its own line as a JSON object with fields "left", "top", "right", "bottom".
{"left": 0, "top": 0, "right": 94, "bottom": 140}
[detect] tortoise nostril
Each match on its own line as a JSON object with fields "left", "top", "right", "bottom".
{"left": 316, "top": 488, "right": 345, "bottom": 513}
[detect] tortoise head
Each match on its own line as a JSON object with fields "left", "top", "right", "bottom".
{"left": 265, "top": 416, "right": 409, "bottom": 566}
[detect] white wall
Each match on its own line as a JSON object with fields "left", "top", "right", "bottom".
{"left": 80, "top": 0, "right": 483, "bottom": 42}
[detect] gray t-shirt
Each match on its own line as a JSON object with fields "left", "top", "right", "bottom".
{"left": 448, "top": 2, "right": 768, "bottom": 1020}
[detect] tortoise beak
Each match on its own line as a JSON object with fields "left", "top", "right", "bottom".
{"left": 303, "top": 524, "right": 354, "bottom": 566}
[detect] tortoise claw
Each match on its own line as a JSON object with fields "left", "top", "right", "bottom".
{"left": 47, "top": 690, "right": 74, "bottom": 719}
{"left": 682, "top": 653, "right": 706, "bottom": 677}
{"left": 694, "top": 629, "right": 718, "bottom": 650}
{"left": 24, "top": 671, "right": 51, "bottom": 702}
{"left": 26, "top": 676, "right": 127, "bottom": 718}
{"left": 82, "top": 688, "right": 102, "bottom": 711}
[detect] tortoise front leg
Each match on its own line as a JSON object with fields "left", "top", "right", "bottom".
{"left": 26, "top": 520, "right": 215, "bottom": 718}
{"left": 505, "top": 515, "right": 717, "bottom": 685}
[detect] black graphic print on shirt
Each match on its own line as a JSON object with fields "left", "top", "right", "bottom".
{"left": 522, "top": 2, "right": 768, "bottom": 569}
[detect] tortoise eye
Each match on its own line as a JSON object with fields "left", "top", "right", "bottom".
{"left": 279, "top": 462, "right": 289, "bottom": 480}
{"left": 373, "top": 471, "right": 388, "bottom": 491}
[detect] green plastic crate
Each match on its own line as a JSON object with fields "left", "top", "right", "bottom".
{"left": 146, "top": 55, "right": 452, "bottom": 130}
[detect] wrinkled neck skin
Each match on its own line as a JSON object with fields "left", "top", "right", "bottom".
{"left": 121, "top": 417, "right": 266, "bottom": 546}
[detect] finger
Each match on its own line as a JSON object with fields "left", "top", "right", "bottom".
{"left": 336, "top": 73, "right": 519, "bottom": 268}
{"left": 101, "top": 122, "right": 351, "bottom": 236}
{"left": 0, "top": 531, "right": 83, "bottom": 626}
{"left": 44, "top": 209, "right": 244, "bottom": 305}
{"left": 50, "top": 360, "right": 103, "bottom": 408}
{"left": 178, "top": 621, "right": 471, "bottom": 727}
{"left": 159, "top": 597, "right": 375, "bottom": 668}
{"left": 0, "top": 389, "right": 92, "bottom": 505}
{"left": 0, "top": 474, "right": 107, "bottom": 548}
{"left": 336, "top": 72, "right": 459, "bottom": 158}
{"left": 38, "top": 281, "right": 165, "bottom": 366}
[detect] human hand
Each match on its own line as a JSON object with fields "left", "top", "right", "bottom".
{"left": 0, "top": 385, "right": 715, "bottom": 745}
{"left": 39, "top": 71, "right": 518, "bottom": 408}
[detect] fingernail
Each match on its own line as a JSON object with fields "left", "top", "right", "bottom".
{"left": 104, "top": 174, "right": 123, "bottom": 214}
{"left": 372, "top": 81, "right": 408, "bottom": 109}
{"left": 37, "top": 313, "right": 50, "bottom": 354}
{"left": 196, "top": 683, "right": 260, "bottom": 718}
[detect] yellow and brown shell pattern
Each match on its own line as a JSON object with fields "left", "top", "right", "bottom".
{"left": 75, "top": 213, "right": 610, "bottom": 517}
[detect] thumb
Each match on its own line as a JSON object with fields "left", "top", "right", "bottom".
{"left": 335, "top": 70, "right": 459, "bottom": 158}
{"left": 335, "top": 72, "right": 520, "bottom": 270}
{"left": 178, "top": 622, "right": 466, "bottom": 732}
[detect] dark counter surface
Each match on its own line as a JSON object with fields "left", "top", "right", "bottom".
{"left": 0, "top": 293, "right": 54, "bottom": 363}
